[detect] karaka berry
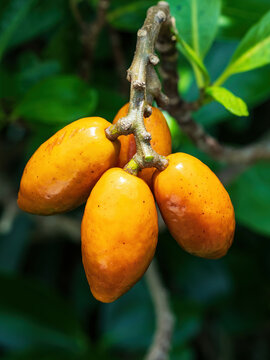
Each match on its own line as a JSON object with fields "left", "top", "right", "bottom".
{"left": 18, "top": 117, "right": 120, "bottom": 215}
{"left": 153, "top": 153, "right": 235, "bottom": 259}
{"left": 81, "top": 168, "right": 158, "bottom": 302}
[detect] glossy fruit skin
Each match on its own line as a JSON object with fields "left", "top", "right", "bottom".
{"left": 18, "top": 117, "right": 120, "bottom": 215}
{"left": 153, "top": 153, "right": 235, "bottom": 259}
{"left": 81, "top": 168, "right": 158, "bottom": 303}
{"left": 113, "top": 103, "right": 172, "bottom": 186}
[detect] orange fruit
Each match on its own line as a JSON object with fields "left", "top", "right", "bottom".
{"left": 113, "top": 103, "right": 172, "bottom": 186}
{"left": 153, "top": 153, "right": 235, "bottom": 259}
{"left": 18, "top": 117, "right": 120, "bottom": 215}
{"left": 81, "top": 168, "right": 158, "bottom": 303}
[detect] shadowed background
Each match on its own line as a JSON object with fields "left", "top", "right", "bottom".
{"left": 1, "top": 0, "right": 270, "bottom": 359}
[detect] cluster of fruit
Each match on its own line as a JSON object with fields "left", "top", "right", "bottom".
{"left": 18, "top": 104, "right": 235, "bottom": 303}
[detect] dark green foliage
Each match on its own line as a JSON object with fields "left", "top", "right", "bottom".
{"left": 1, "top": 0, "right": 270, "bottom": 359}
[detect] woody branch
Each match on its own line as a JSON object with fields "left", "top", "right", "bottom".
{"left": 105, "top": 1, "right": 171, "bottom": 175}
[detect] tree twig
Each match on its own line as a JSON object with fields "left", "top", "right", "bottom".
{"left": 145, "top": 260, "right": 175, "bottom": 360}
{"left": 70, "top": 0, "right": 86, "bottom": 29}
{"left": 105, "top": 1, "right": 171, "bottom": 174}
{"left": 71, "top": 0, "right": 110, "bottom": 80}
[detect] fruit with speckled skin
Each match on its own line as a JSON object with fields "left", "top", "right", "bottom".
{"left": 18, "top": 117, "right": 120, "bottom": 215}
{"left": 113, "top": 103, "right": 172, "bottom": 186}
{"left": 81, "top": 168, "right": 158, "bottom": 303}
{"left": 153, "top": 153, "right": 235, "bottom": 259}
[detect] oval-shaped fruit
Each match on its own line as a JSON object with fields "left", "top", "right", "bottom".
{"left": 18, "top": 117, "right": 120, "bottom": 215}
{"left": 153, "top": 153, "right": 235, "bottom": 259}
{"left": 81, "top": 168, "right": 158, "bottom": 303}
{"left": 113, "top": 103, "right": 172, "bottom": 186}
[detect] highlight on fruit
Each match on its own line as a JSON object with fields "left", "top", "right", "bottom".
{"left": 17, "top": 107, "right": 235, "bottom": 303}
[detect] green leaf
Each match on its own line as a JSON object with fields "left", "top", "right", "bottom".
{"left": 44, "top": 25, "right": 80, "bottom": 73}
{"left": 205, "top": 86, "right": 249, "bottom": 116}
{"left": 12, "top": 75, "right": 98, "bottom": 125}
{"left": 188, "top": 42, "right": 270, "bottom": 126}
{"left": 229, "top": 163, "right": 270, "bottom": 236}
{"left": 107, "top": 0, "right": 156, "bottom": 32}
{"left": 219, "top": 0, "right": 270, "bottom": 40}
{"left": 16, "top": 52, "right": 61, "bottom": 94}
{"left": 170, "top": 0, "right": 221, "bottom": 59}
{"left": 0, "top": 67, "right": 18, "bottom": 99}
{"left": 7, "top": 0, "right": 65, "bottom": 49}
{"left": 163, "top": 111, "right": 183, "bottom": 151}
{"left": 0, "top": 272, "right": 88, "bottom": 351}
{"left": 176, "top": 36, "right": 210, "bottom": 86}
{"left": 0, "top": 0, "right": 36, "bottom": 61}
{"left": 215, "top": 10, "right": 270, "bottom": 85}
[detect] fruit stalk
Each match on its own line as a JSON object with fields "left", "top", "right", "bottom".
{"left": 105, "top": 1, "right": 172, "bottom": 175}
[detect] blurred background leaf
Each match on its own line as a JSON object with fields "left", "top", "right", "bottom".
{"left": 107, "top": 0, "right": 156, "bottom": 32}
{"left": 12, "top": 75, "right": 98, "bottom": 125}
{"left": 170, "top": 0, "right": 221, "bottom": 59}
{"left": 0, "top": 272, "right": 89, "bottom": 352}
{"left": 229, "top": 163, "right": 270, "bottom": 236}
{"left": 100, "top": 280, "right": 154, "bottom": 351}
{"left": 1, "top": 0, "right": 270, "bottom": 359}
{"left": 171, "top": 0, "right": 221, "bottom": 87}
{"left": 219, "top": 0, "right": 270, "bottom": 40}
{"left": 0, "top": 0, "right": 37, "bottom": 61}
{"left": 215, "top": 10, "right": 270, "bottom": 85}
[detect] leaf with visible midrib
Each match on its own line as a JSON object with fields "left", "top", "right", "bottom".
{"left": 230, "top": 10, "right": 270, "bottom": 72}
{"left": 216, "top": 10, "right": 270, "bottom": 84}
{"left": 176, "top": 36, "right": 210, "bottom": 86}
{"left": 170, "top": 0, "right": 221, "bottom": 59}
{"left": 170, "top": 0, "right": 220, "bottom": 86}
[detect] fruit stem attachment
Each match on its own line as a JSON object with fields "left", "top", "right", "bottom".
{"left": 105, "top": 1, "right": 172, "bottom": 175}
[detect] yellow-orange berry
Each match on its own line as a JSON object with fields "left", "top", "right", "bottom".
{"left": 153, "top": 153, "right": 235, "bottom": 259}
{"left": 113, "top": 103, "right": 172, "bottom": 186}
{"left": 18, "top": 117, "right": 120, "bottom": 215}
{"left": 81, "top": 168, "right": 158, "bottom": 303}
